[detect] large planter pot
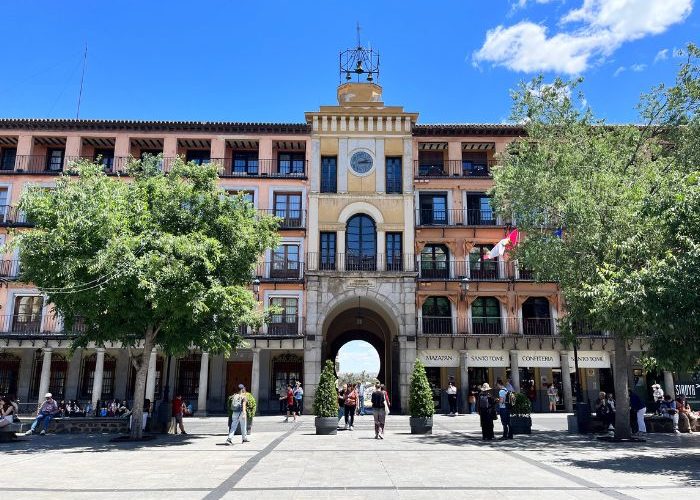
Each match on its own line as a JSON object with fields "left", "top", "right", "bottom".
{"left": 511, "top": 416, "right": 532, "bottom": 435}
{"left": 315, "top": 416, "right": 338, "bottom": 435}
{"left": 409, "top": 416, "right": 433, "bottom": 435}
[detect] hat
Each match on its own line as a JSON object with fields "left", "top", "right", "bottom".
{"left": 238, "top": 384, "right": 246, "bottom": 390}
{"left": 652, "top": 384, "right": 660, "bottom": 389}
{"left": 481, "top": 383, "right": 492, "bottom": 391}
{"left": 45, "top": 392, "right": 52, "bottom": 398}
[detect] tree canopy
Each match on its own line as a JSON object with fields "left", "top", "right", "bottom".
{"left": 14, "top": 157, "right": 279, "bottom": 437}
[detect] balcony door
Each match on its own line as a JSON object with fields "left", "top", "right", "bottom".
{"left": 273, "top": 193, "right": 302, "bottom": 226}
{"left": 466, "top": 194, "right": 495, "bottom": 225}
{"left": 422, "top": 296, "right": 452, "bottom": 334}
{"left": 420, "top": 245, "right": 449, "bottom": 279}
{"left": 269, "top": 297, "right": 298, "bottom": 335}
{"left": 345, "top": 214, "right": 376, "bottom": 271}
{"left": 419, "top": 194, "right": 447, "bottom": 225}
{"left": 12, "top": 295, "right": 44, "bottom": 333}
{"left": 46, "top": 149, "right": 64, "bottom": 171}
{"left": 271, "top": 244, "right": 300, "bottom": 279}
{"left": 471, "top": 297, "right": 502, "bottom": 335}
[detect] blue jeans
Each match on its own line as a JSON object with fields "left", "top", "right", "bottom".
{"left": 469, "top": 402, "right": 477, "bottom": 414}
{"left": 359, "top": 398, "right": 365, "bottom": 415}
{"left": 227, "top": 411, "right": 247, "bottom": 442}
{"left": 31, "top": 413, "right": 55, "bottom": 432}
{"left": 498, "top": 407, "right": 512, "bottom": 438}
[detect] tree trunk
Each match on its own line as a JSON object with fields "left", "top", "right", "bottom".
{"left": 613, "top": 334, "right": 632, "bottom": 439}
{"left": 129, "top": 327, "right": 155, "bottom": 439}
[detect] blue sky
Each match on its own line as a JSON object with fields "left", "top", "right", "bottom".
{"left": 338, "top": 341, "right": 380, "bottom": 376}
{"left": 0, "top": 1, "right": 696, "bottom": 124}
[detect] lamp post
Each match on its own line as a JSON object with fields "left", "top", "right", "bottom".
{"left": 571, "top": 324, "right": 590, "bottom": 433}
{"left": 252, "top": 278, "right": 260, "bottom": 301}
{"left": 460, "top": 277, "right": 470, "bottom": 301}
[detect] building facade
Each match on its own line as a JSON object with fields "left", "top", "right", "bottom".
{"left": 0, "top": 74, "right": 659, "bottom": 416}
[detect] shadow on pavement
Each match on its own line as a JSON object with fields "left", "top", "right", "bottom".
{"left": 568, "top": 454, "right": 700, "bottom": 483}
{"left": 0, "top": 433, "right": 206, "bottom": 454}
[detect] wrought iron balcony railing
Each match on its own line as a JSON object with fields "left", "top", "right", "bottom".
{"left": 414, "top": 159, "right": 496, "bottom": 178}
{"left": 255, "top": 261, "right": 305, "bottom": 281}
{"left": 416, "top": 208, "right": 505, "bottom": 227}
{"left": 418, "top": 316, "right": 557, "bottom": 336}
{"left": 306, "top": 253, "right": 416, "bottom": 272}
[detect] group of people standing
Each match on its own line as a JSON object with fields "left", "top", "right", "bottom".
{"left": 337, "top": 382, "right": 390, "bottom": 438}
{"left": 477, "top": 380, "right": 515, "bottom": 441}
{"left": 279, "top": 381, "right": 303, "bottom": 422}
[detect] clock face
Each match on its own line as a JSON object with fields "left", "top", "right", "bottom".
{"left": 350, "top": 151, "right": 374, "bottom": 175}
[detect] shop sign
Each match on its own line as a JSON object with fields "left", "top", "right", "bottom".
{"left": 467, "top": 350, "right": 510, "bottom": 367}
{"left": 675, "top": 372, "right": 700, "bottom": 406}
{"left": 567, "top": 351, "right": 611, "bottom": 371}
{"left": 518, "top": 350, "right": 561, "bottom": 368}
{"left": 417, "top": 350, "right": 460, "bottom": 367}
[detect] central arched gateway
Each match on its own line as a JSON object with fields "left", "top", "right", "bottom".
{"left": 321, "top": 296, "right": 399, "bottom": 409}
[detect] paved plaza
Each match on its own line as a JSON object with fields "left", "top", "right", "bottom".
{"left": 3, "top": 414, "right": 699, "bottom": 499}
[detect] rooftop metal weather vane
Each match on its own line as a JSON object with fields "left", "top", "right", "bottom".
{"left": 339, "top": 23, "right": 380, "bottom": 84}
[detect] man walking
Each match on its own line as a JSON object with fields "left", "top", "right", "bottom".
{"left": 25, "top": 393, "right": 60, "bottom": 436}
{"left": 171, "top": 394, "right": 187, "bottom": 435}
{"left": 497, "top": 380, "right": 513, "bottom": 440}
{"left": 226, "top": 384, "right": 250, "bottom": 445}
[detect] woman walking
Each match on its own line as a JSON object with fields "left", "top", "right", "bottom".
{"left": 344, "top": 383, "right": 357, "bottom": 430}
{"left": 372, "top": 383, "right": 390, "bottom": 439}
{"left": 446, "top": 381, "right": 458, "bottom": 415}
{"left": 478, "top": 383, "right": 497, "bottom": 440}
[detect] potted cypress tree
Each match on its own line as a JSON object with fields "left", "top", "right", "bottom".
{"left": 409, "top": 359, "right": 434, "bottom": 434}
{"left": 510, "top": 392, "right": 532, "bottom": 435}
{"left": 314, "top": 360, "right": 340, "bottom": 435}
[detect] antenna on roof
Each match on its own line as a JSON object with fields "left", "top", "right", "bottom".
{"left": 356, "top": 21, "right": 361, "bottom": 48}
{"left": 76, "top": 43, "right": 87, "bottom": 119}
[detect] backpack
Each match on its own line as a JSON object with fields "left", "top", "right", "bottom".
{"left": 230, "top": 394, "right": 244, "bottom": 412}
{"left": 505, "top": 391, "right": 516, "bottom": 409}
{"left": 479, "top": 393, "right": 490, "bottom": 410}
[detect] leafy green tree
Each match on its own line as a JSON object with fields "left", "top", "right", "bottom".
{"left": 14, "top": 157, "right": 278, "bottom": 438}
{"left": 409, "top": 360, "right": 434, "bottom": 418}
{"left": 313, "top": 360, "right": 339, "bottom": 417}
{"left": 490, "top": 46, "right": 700, "bottom": 439}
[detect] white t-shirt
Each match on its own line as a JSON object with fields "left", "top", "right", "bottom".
{"left": 446, "top": 386, "right": 457, "bottom": 395}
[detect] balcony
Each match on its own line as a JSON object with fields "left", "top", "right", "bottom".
{"left": 255, "top": 261, "right": 305, "bottom": 282}
{"left": 0, "top": 260, "right": 21, "bottom": 280}
{"left": 418, "top": 316, "right": 556, "bottom": 336}
{"left": 212, "top": 158, "right": 308, "bottom": 179}
{"left": 418, "top": 260, "right": 538, "bottom": 281}
{"left": 306, "top": 253, "right": 416, "bottom": 272}
{"left": 414, "top": 159, "right": 495, "bottom": 178}
{"left": 0, "top": 206, "right": 30, "bottom": 226}
{"left": 0, "top": 314, "right": 85, "bottom": 337}
{"left": 416, "top": 208, "right": 505, "bottom": 227}
{"left": 240, "top": 314, "right": 304, "bottom": 337}
{"left": 258, "top": 209, "right": 306, "bottom": 229}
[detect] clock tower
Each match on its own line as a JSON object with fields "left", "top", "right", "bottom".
{"left": 302, "top": 43, "right": 419, "bottom": 413}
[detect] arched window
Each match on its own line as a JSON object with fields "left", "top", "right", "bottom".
{"left": 420, "top": 245, "right": 449, "bottom": 279}
{"left": 30, "top": 352, "right": 68, "bottom": 400}
{"left": 471, "top": 297, "right": 502, "bottom": 335}
{"left": 0, "top": 353, "right": 21, "bottom": 396}
{"left": 469, "top": 245, "right": 499, "bottom": 279}
{"left": 80, "top": 353, "right": 117, "bottom": 400}
{"left": 421, "top": 296, "right": 452, "bottom": 335}
{"left": 522, "top": 297, "right": 552, "bottom": 335}
{"left": 346, "top": 214, "right": 376, "bottom": 271}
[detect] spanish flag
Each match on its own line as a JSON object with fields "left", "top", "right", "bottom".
{"left": 485, "top": 229, "right": 519, "bottom": 260}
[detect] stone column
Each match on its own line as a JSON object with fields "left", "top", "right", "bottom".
{"left": 664, "top": 370, "right": 675, "bottom": 399}
{"left": 459, "top": 350, "right": 469, "bottom": 413}
{"left": 251, "top": 348, "right": 261, "bottom": 402}
{"left": 91, "top": 348, "right": 105, "bottom": 409}
{"left": 37, "top": 348, "right": 53, "bottom": 406}
{"left": 196, "top": 352, "right": 209, "bottom": 416}
{"left": 303, "top": 340, "right": 323, "bottom": 411}
{"left": 560, "top": 351, "right": 574, "bottom": 413}
{"left": 145, "top": 349, "right": 158, "bottom": 404}
{"left": 509, "top": 350, "right": 520, "bottom": 392}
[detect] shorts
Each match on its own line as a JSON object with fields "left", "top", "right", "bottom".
{"left": 174, "top": 413, "right": 183, "bottom": 423}
{"left": 548, "top": 396, "right": 557, "bottom": 404}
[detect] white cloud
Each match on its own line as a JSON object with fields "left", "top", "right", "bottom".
{"left": 513, "top": 0, "right": 558, "bottom": 9}
{"left": 630, "top": 63, "right": 647, "bottom": 72}
{"left": 613, "top": 66, "right": 626, "bottom": 77}
{"left": 654, "top": 48, "right": 669, "bottom": 63}
{"left": 473, "top": 0, "right": 693, "bottom": 74}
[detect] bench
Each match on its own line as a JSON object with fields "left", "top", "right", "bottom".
{"left": 11, "top": 417, "right": 130, "bottom": 435}
{"left": 0, "top": 422, "right": 29, "bottom": 442}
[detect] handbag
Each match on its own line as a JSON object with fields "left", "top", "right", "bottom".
{"left": 383, "top": 392, "right": 390, "bottom": 415}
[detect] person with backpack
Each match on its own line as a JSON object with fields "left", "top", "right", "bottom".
{"left": 226, "top": 384, "right": 250, "bottom": 445}
{"left": 344, "top": 383, "right": 358, "bottom": 430}
{"left": 497, "top": 380, "right": 514, "bottom": 440}
{"left": 478, "top": 383, "right": 497, "bottom": 440}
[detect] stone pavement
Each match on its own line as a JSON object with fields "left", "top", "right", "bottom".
{"left": 2, "top": 413, "right": 698, "bottom": 499}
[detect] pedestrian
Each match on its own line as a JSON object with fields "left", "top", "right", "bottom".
{"left": 660, "top": 394, "right": 680, "bottom": 434}
{"left": 226, "top": 384, "right": 250, "bottom": 445}
{"left": 24, "top": 393, "right": 60, "bottom": 436}
{"left": 595, "top": 391, "right": 615, "bottom": 430}
{"left": 629, "top": 390, "right": 647, "bottom": 435}
{"left": 0, "top": 396, "right": 18, "bottom": 429}
{"left": 468, "top": 386, "right": 478, "bottom": 414}
{"left": 284, "top": 383, "right": 298, "bottom": 422}
{"left": 652, "top": 383, "right": 664, "bottom": 415}
{"left": 446, "top": 381, "right": 458, "bottom": 415}
{"left": 547, "top": 383, "right": 558, "bottom": 412}
{"left": 676, "top": 395, "right": 697, "bottom": 433}
{"left": 344, "top": 383, "right": 357, "bottom": 430}
{"left": 357, "top": 382, "right": 366, "bottom": 416}
{"left": 478, "top": 383, "right": 497, "bottom": 440}
{"left": 171, "top": 394, "right": 187, "bottom": 434}
{"left": 337, "top": 385, "right": 346, "bottom": 424}
{"left": 371, "top": 382, "right": 389, "bottom": 439}
{"left": 278, "top": 385, "right": 288, "bottom": 415}
{"left": 505, "top": 379, "right": 515, "bottom": 392}
{"left": 497, "top": 381, "right": 514, "bottom": 440}
{"left": 294, "top": 381, "right": 304, "bottom": 415}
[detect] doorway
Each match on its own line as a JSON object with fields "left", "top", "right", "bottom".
{"left": 226, "top": 362, "right": 252, "bottom": 398}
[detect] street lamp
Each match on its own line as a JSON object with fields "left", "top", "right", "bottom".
{"left": 252, "top": 278, "right": 260, "bottom": 301}
{"left": 460, "top": 277, "right": 470, "bottom": 301}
